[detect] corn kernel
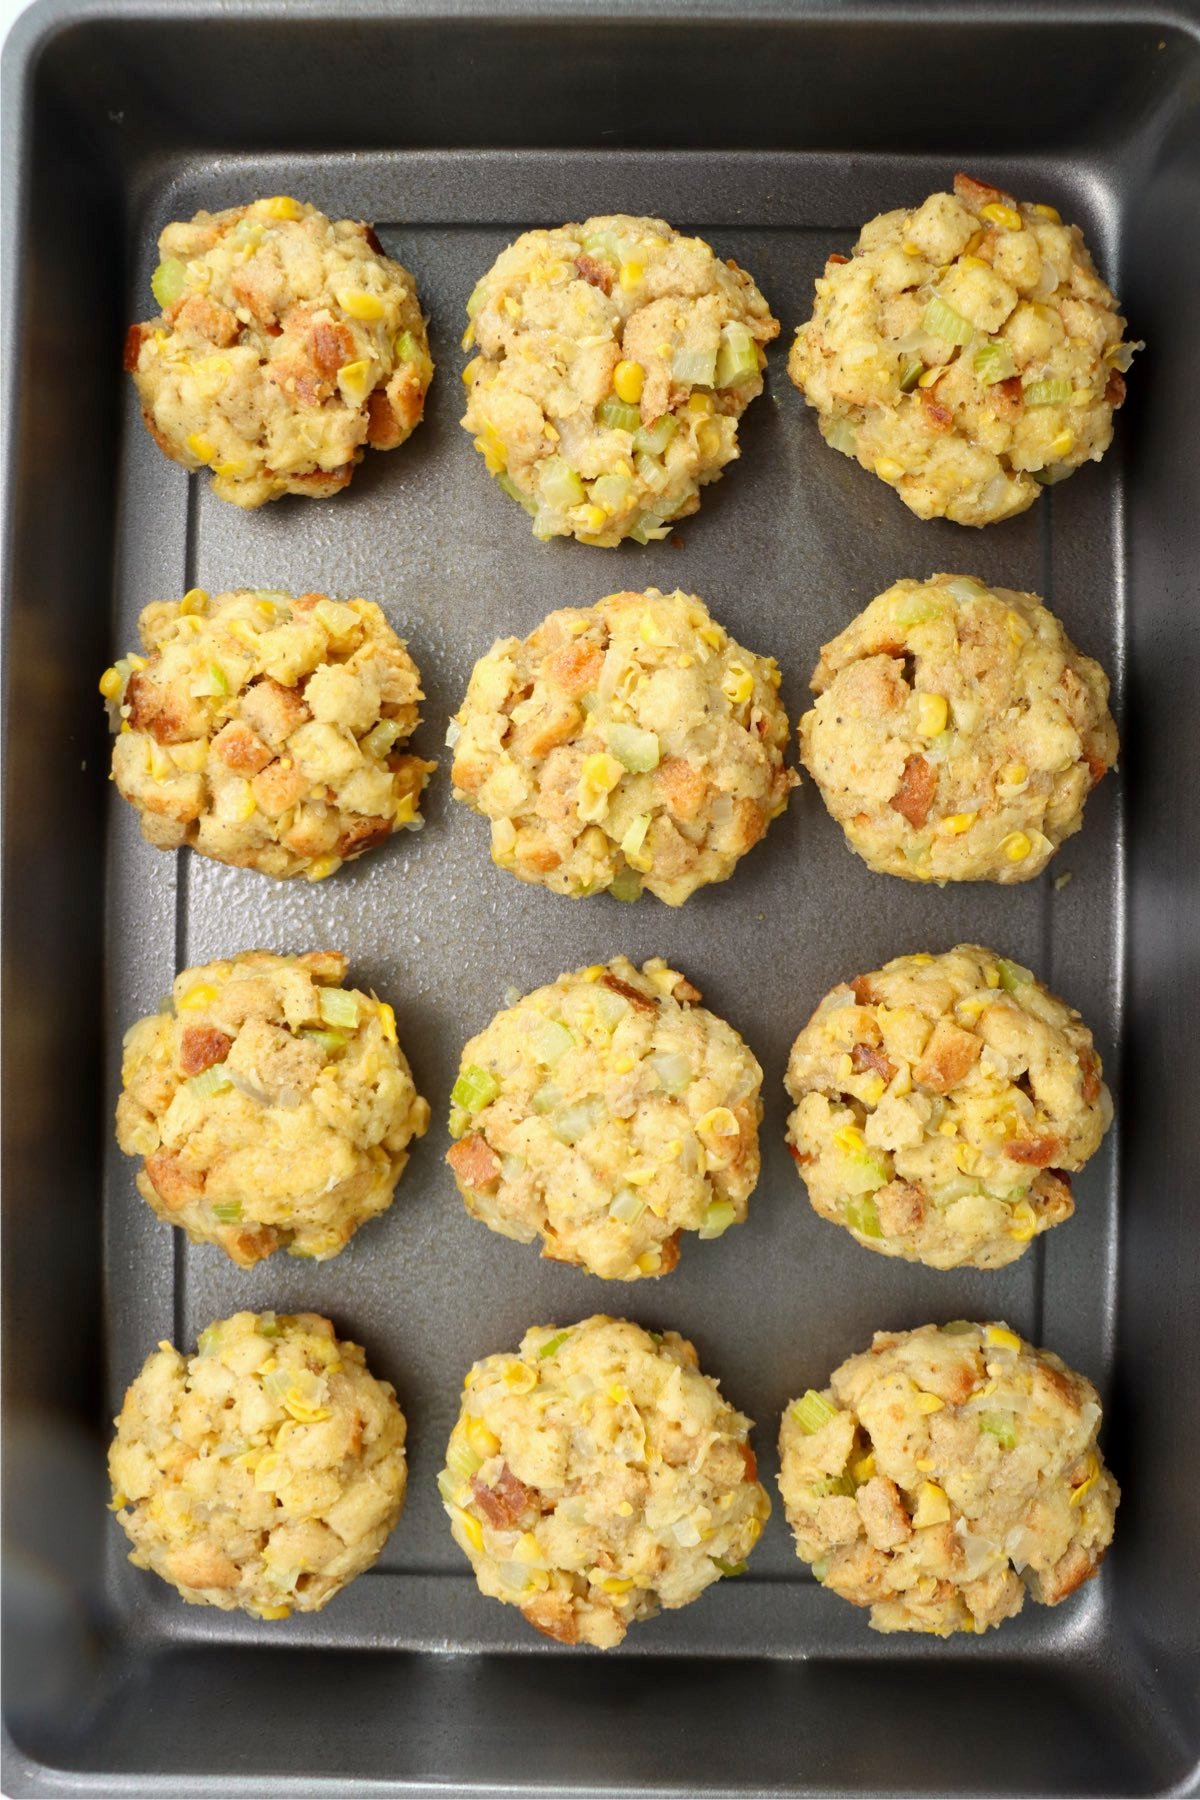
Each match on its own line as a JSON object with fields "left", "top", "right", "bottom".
{"left": 850, "top": 1451, "right": 876, "bottom": 1484}
{"left": 581, "top": 752, "right": 624, "bottom": 793}
{"left": 981, "top": 202, "right": 1023, "bottom": 231}
{"left": 860, "top": 1074, "right": 886, "bottom": 1107}
{"left": 698, "top": 623, "right": 724, "bottom": 650}
{"left": 452, "top": 1507, "right": 484, "bottom": 1552}
{"left": 580, "top": 505, "right": 607, "bottom": 533}
{"left": 914, "top": 1392, "right": 944, "bottom": 1414}
{"left": 999, "top": 762, "right": 1028, "bottom": 787}
{"left": 721, "top": 662, "right": 754, "bottom": 706}
{"left": 1000, "top": 831, "right": 1032, "bottom": 863}
{"left": 543, "top": 422, "right": 560, "bottom": 442}
{"left": 337, "top": 290, "right": 386, "bottom": 322}
{"left": 985, "top": 1325, "right": 1022, "bottom": 1353}
{"left": 612, "top": 1055, "right": 636, "bottom": 1075}
{"left": 686, "top": 391, "right": 714, "bottom": 415}
{"left": 1008, "top": 1199, "right": 1038, "bottom": 1242}
{"left": 1031, "top": 203, "right": 1062, "bottom": 223}
{"left": 833, "top": 1124, "right": 865, "bottom": 1154}
{"left": 696, "top": 421, "right": 723, "bottom": 458}
{"left": 618, "top": 261, "right": 644, "bottom": 292}
{"left": 461, "top": 356, "right": 483, "bottom": 387}
{"left": 936, "top": 812, "right": 977, "bottom": 837}
{"left": 1051, "top": 429, "right": 1075, "bottom": 457}
{"left": 959, "top": 255, "right": 989, "bottom": 270}
{"left": 185, "top": 432, "right": 216, "bottom": 463}
{"left": 938, "top": 1119, "right": 958, "bottom": 1138}
{"left": 636, "top": 1250, "right": 662, "bottom": 1274}
{"left": 600, "top": 1575, "right": 635, "bottom": 1595}
{"left": 613, "top": 359, "right": 645, "bottom": 404}
{"left": 305, "top": 855, "right": 340, "bottom": 882}
{"left": 1070, "top": 1454, "right": 1100, "bottom": 1505}
{"left": 985, "top": 964, "right": 1000, "bottom": 988}
{"left": 180, "top": 587, "right": 209, "bottom": 615}
{"left": 257, "top": 1603, "right": 292, "bottom": 1621}
{"left": 902, "top": 240, "right": 922, "bottom": 256}
{"left": 258, "top": 196, "right": 303, "bottom": 221}
{"left": 177, "top": 983, "right": 218, "bottom": 1010}
{"left": 912, "top": 1481, "right": 951, "bottom": 1528}
{"left": 917, "top": 367, "right": 943, "bottom": 388}
{"left": 99, "top": 666, "right": 123, "bottom": 699}
{"left": 875, "top": 457, "right": 905, "bottom": 482}
{"left": 616, "top": 1500, "right": 635, "bottom": 1518}
{"left": 377, "top": 1001, "right": 397, "bottom": 1045}
{"left": 394, "top": 793, "right": 418, "bottom": 826}
{"left": 916, "top": 693, "right": 948, "bottom": 737}
{"left": 1006, "top": 609, "right": 1032, "bottom": 648}
{"left": 465, "top": 1416, "right": 500, "bottom": 1460}
{"left": 336, "top": 358, "right": 375, "bottom": 406}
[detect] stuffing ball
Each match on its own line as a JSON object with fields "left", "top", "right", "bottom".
{"left": 789, "top": 172, "right": 1139, "bottom": 525}
{"left": 445, "top": 956, "right": 762, "bottom": 1279}
{"left": 783, "top": 945, "right": 1112, "bottom": 1270}
{"left": 116, "top": 951, "right": 429, "bottom": 1266}
{"left": 450, "top": 588, "right": 796, "bottom": 904}
{"left": 125, "top": 197, "right": 432, "bottom": 506}
{"left": 441, "top": 1315, "right": 770, "bottom": 1647}
{"left": 104, "top": 587, "right": 432, "bottom": 880}
{"left": 109, "top": 1310, "right": 408, "bottom": 1618}
{"left": 461, "top": 214, "right": 779, "bottom": 543}
{"left": 778, "top": 1321, "right": 1119, "bottom": 1635}
{"left": 799, "top": 575, "right": 1117, "bottom": 884}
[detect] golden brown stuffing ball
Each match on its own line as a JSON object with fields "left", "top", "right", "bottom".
{"left": 789, "top": 173, "right": 1139, "bottom": 525}
{"left": 125, "top": 197, "right": 432, "bottom": 506}
{"left": 461, "top": 213, "right": 779, "bottom": 543}
{"left": 445, "top": 956, "right": 762, "bottom": 1279}
{"left": 109, "top": 1310, "right": 408, "bottom": 1618}
{"left": 778, "top": 1321, "right": 1119, "bottom": 1635}
{"left": 441, "top": 1315, "right": 771, "bottom": 1647}
{"left": 116, "top": 951, "right": 429, "bottom": 1266}
{"left": 449, "top": 588, "right": 796, "bottom": 904}
{"left": 104, "top": 587, "right": 432, "bottom": 881}
{"left": 799, "top": 575, "right": 1117, "bottom": 884}
{"left": 783, "top": 945, "right": 1112, "bottom": 1270}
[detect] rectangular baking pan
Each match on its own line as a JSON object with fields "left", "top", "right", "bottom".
{"left": 3, "top": 1, "right": 1199, "bottom": 1793}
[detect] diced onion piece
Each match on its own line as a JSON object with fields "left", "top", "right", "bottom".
{"left": 531, "top": 1083, "right": 563, "bottom": 1115}
{"left": 537, "top": 457, "right": 586, "bottom": 512}
{"left": 629, "top": 511, "right": 671, "bottom": 544}
{"left": 649, "top": 1051, "right": 691, "bottom": 1094}
{"left": 190, "top": 662, "right": 231, "bottom": 698}
{"left": 609, "top": 1189, "right": 645, "bottom": 1225}
{"left": 824, "top": 416, "right": 858, "bottom": 456}
{"left": 589, "top": 472, "right": 635, "bottom": 513}
{"left": 530, "top": 1019, "right": 574, "bottom": 1067}
{"left": 672, "top": 345, "right": 717, "bottom": 387}
{"left": 711, "top": 1556, "right": 747, "bottom": 1577}
{"left": 551, "top": 1099, "right": 604, "bottom": 1145}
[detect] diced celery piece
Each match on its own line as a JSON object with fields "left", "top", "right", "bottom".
{"left": 711, "top": 1556, "right": 748, "bottom": 1577}
{"left": 606, "top": 722, "right": 660, "bottom": 773}
{"left": 903, "top": 837, "right": 931, "bottom": 866}
{"left": 157, "top": 994, "right": 174, "bottom": 1015}
{"left": 609, "top": 1188, "right": 645, "bottom": 1224}
{"left": 466, "top": 279, "right": 488, "bottom": 318}
{"left": 537, "top": 1330, "right": 573, "bottom": 1359}
{"left": 531, "top": 1083, "right": 563, "bottom": 1115}
{"left": 838, "top": 1153, "right": 888, "bottom": 1198}
{"left": 792, "top": 1390, "right": 839, "bottom": 1435}
{"left": 188, "top": 1066, "right": 232, "bottom": 1099}
{"left": 974, "top": 340, "right": 1017, "bottom": 384}
{"left": 190, "top": 663, "right": 231, "bottom": 698}
{"left": 715, "top": 323, "right": 758, "bottom": 387}
{"left": 944, "top": 577, "right": 989, "bottom": 604}
{"left": 633, "top": 415, "right": 678, "bottom": 457}
{"left": 212, "top": 1201, "right": 243, "bottom": 1222}
{"left": 197, "top": 1323, "right": 224, "bottom": 1356}
{"left": 452, "top": 1065, "right": 500, "bottom": 1112}
{"left": 537, "top": 456, "right": 585, "bottom": 512}
{"left": 923, "top": 296, "right": 974, "bottom": 345}
{"left": 649, "top": 1050, "right": 691, "bottom": 1094}
{"left": 608, "top": 865, "right": 643, "bottom": 902}
{"left": 530, "top": 1019, "right": 574, "bottom": 1067}
{"left": 257, "top": 1312, "right": 281, "bottom": 1337}
{"left": 978, "top": 1412, "right": 1017, "bottom": 1450}
{"left": 629, "top": 512, "right": 671, "bottom": 544}
{"left": 496, "top": 471, "right": 537, "bottom": 513}
{"left": 551, "top": 1100, "right": 603, "bottom": 1145}
{"left": 151, "top": 258, "right": 188, "bottom": 309}
{"left": 997, "top": 957, "right": 1032, "bottom": 994}
{"left": 898, "top": 357, "right": 925, "bottom": 392}
{"left": 940, "top": 1319, "right": 977, "bottom": 1336}
{"left": 579, "top": 230, "right": 619, "bottom": 262}
{"left": 394, "top": 330, "right": 423, "bottom": 365}
{"left": 300, "top": 1028, "right": 350, "bottom": 1055}
{"left": 596, "top": 398, "right": 642, "bottom": 433}
{"left": 589, "top": 472, "right": 634, "bottom": 512}
{"left": 446, "top": 1439, "right": 483, "bottom": 1482}
{"left": 893, "top": 595, "right": 945, "bottom": 626}
{"left": 699, "top": 1199, "right": 737, "bottom": 1240}
{"left": 318, "top": 988, "right": 359, "bottom": 1029}
{"left": 672, "top": 345, "right": 717, "bottom": 386}
{"left": 436, "top": 1469, "right": 459, "bottom": 1505}
{"left": 1023, "top": 377, "right": 1072, "bottom": 406}
{"left": 845, "top": 1194, "right": 884, "bottom": 1236}
{"left": 809, "top": 1475, "right": 855, "bottom": 1498}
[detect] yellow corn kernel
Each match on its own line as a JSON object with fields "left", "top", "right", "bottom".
{"left": 607, "top": 1383, "right": 627, "bottom": 1405}
{"left": 581, "top": 752, "right": 624, "bottom": 794}
{"left": 257, "top": 1603, "right": 292, "bottom": 1621}
{"left": 833, "top": 1124, "right": 865, "bottom": 1154}
{"left": 1000, "top": 831, "right": 1032, "bottom": 863}
{"left": 180, "top": 587, "right": 209, "bottom": 615}
{"left": 1007, "top": 610, "right": 1032, "bottom": 648}
{"left": 850, "top": 1451, "right": 876, "bottom": 1484}
{"left": 636, "top": 1250, "right": 662, "bottom": 1274}
{"left": 956, "top": 995, "right": 989, "bottom": 1018}
{"left": 985, "top": 1325, "right": 1022, "bottom": 1353}
{"left": 917, "top": 367, "right": 943, "bottom": 388}
{"left": 618, "top": 261, "right": 644, "bottom": 292}
{"left": 229, "top": 618, "right": 259, "bottom": 649}
{"left": 613, "top": 359, "right": 645, "bottom": 404}
{"left": 452, "top": 1507, "right": 485, "bottom": 1552}
{"left": 936, "top": 812, "right": 977, "bottom": 837}
{"left": 999, "top": 762, "right": 1028, "bottom": 787}
{"left": 185, "top": 432, "right": 216, "bottom": 463}
{"left": 501, "top": 1360, "right": 537, "bottom": 1394}
{"left": 599, "top": 1575, "right": 635, "bottom": 1595}
{"left": 336, "top": 358, "right": 375, "bottom": 406}
{"left": 543, "top": 422, "right": 560, "bottom": 442}
{"left": 581, "top": 965, "right": 605, "bottom": 984}
{"left": 461, "top": 356, "right": 483, "bottom": 387}
{"left": 616, "top": 1500, "right": 635, "bottom": 1518}
{"left": 513, "top": 1532, "right": 543, "bottom": 1565}
{"left": 912, "top": 1481, "right": 951, "bottom": 1528}
{"left": 376, "top": 1001, "right": 397, "bottom": 1045}
{"left": 1070, "top": 1454, "right": 1100, "bottom": 1505}
{"left": 721, "top": 662, "right": 754, "bottom": 706}
{"left": 696, "top": 420, "right": 723, "bottom": 459}
{"left": 98, "top": 666, "right": 123, "bottom": 699}
{"left": 915, "top": 1457, "right": 936, "bottom": 1473}
{"left": 1031, "top": 203, "right": 1061, "bottom": 223}
{"left": 901, "top": 240, "right": 922, "bottom": 256}
{"left": 281, "top": 1393, "right": 331, "bottom": 1426}
{"left": 698, "top": 1107, "right": 739, "bottom": 1149}
{"left": 258, "top": 196, "right": 302, "bottom": 221}
{"left": 464, "top": 1416, "right": 500, "bottom": 1461}
{"left": 394, "top": 793, "right": 418, "bottom": 826}
{"left": 686, "top": 391, "right": 714, "bottom": 415}
{"left": 337, "top": 290, "right": 386, "bottom": 322}
{"left": 227, "top": 779, "right": 257, "bottom": 823}
{"left": 980, "top": 203, "right": 1022, "bottom": 231}
{"left": 916, "top": 692, "right": 948, "bottom": 737}
{"left": 461, "top": 324, "right": 475, "bottom": 351}
{"left": 579, "top": 504, "right": 607, "bottom": 533}
{"left": 254, "top": 1454, "right": 284, "bottom": 1493}
{"left": 985, "top": 964, "right": 1000, "bottom": 989}
{"left": 305, "top": 855, "right": 340, "bottom": 882}
{"left": 860, "top": 1074, "right": 886, "bottom": 1107}
{"left": 612, "top": 1055, "right": 636, "bottom": 1075}
{"left": 1008, "top": 1199, "right": 1038, "bottom": 1242}
{"left": 501, "top": 295, "right": 521, "bottom": 320}
{"left": 938, "top": 1119, "right": 958, "bottom": 1139}
{"left": 959, "top": 255, "right": 989, "bottom": 271}
{"left": 177, "top": 983, "right": 218, "bottom": 1010}
{"left": 955, "top": 1143, "right": 979, "bottom": 1174}
{"left": 875, "top": 457, "right": 905, "bottom": 482}
{"left": 1051, "top": 429, "right": 1075, "bottom": 457}
{"left": 914, "top": 1391, "right": 944, "bottom": 1414}
{"left": 908, "top": 954, "right": 934, "bottom": 965}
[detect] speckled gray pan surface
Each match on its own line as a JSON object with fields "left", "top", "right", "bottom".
{"left": 4, "top": 4, "right": 1199, "bottom": 1796}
